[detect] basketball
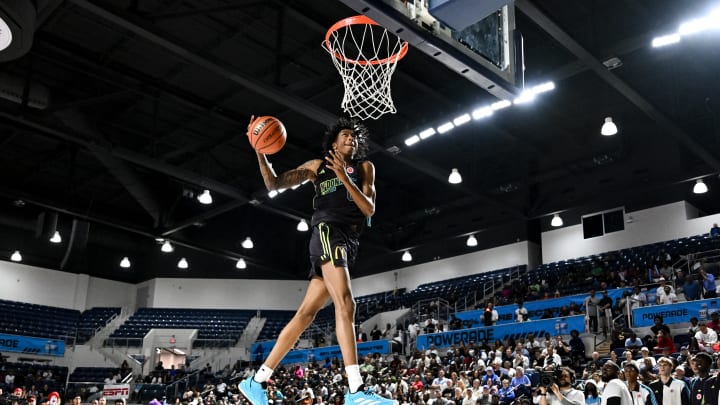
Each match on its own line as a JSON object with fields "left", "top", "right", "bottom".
{"left": 247, "top": 116, "right": 287, "bottom": 155}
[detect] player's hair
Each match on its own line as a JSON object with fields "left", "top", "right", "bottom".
{"left": 321, "top": 116, "right": 369, "bottom": 160}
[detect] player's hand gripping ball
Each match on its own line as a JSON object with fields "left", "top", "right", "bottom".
{"left": 247, "top": 115, "right": 287, "bottom": 155}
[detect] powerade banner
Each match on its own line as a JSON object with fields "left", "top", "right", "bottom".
{"left": 417, "top": 315, "right": 585, "bottom": 350}
{"left": 251, "top": 340, "right": 391, "bottom": 365}
{"left": 631, "top": 298, "right": 720, "bottom": 327}
{"left": 0, "top": 333, "right": 65, "bottom": 356}
{"left": 454, "top": 288, "right": 627, "bottom": 327}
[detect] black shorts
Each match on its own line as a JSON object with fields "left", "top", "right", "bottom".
{"left": 308, "top": 222, "right": 359, "bottom": 278}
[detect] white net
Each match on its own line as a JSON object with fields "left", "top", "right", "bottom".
{"left": 323, "top": 16, "right": 408, "bottom": 120}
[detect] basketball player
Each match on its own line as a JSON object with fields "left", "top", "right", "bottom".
{"left": 240, "top": 117, "right": 396, "bottom": 405}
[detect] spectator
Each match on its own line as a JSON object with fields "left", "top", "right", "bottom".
{"left": 694, "top": 322, "right": 718, "bottom": 352}
{"left": 621, "top": 363, "right": 657, "bottom": 405}
{"left": 371, "top": 325, "right": 383, "bottom": 341}
{"left": 482, "top": 303, "right": 498, "bottom": 327}
{"left": 583, "top": 381, "right": 600, "bottom": 405}
{"left": 700, "top": 267, "right": 717, "bottom": 298}
{"left": 598, "top": 361, "right": 632, "bottom": 405}
{"left": 648, "top": 357, "right": 690, "bottom": 404}
{"left": 515, "top": 302, "right": 528, "bottom": 323}
{"left": 683, "top": 275, "right": 701, "bottom": 301}
{"left": 657, "top": 286, "right": 678, "bottom": 305}
{"left": 585, "top": 291, "right": 600, "bottom": 334}
{"left": 711, "top": 223, "right": 720, "bottom": 237}
{"left": 496, "top": 379, "right": 515, "bottom": 405}
{"left": 654, "top": 330, "right": 676, "bottom": 353}
{"left": 624, "top": 332, "right": 643, "bottom": 353}
{"left": 709, "top": 312, "right": 720, "bottom": 331}
{"left": 655, "top": 277, "right": 675, "bottom": 302}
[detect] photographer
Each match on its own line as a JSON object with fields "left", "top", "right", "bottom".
{"left": 532, "top": 367, "right": 584, "bottom": 405}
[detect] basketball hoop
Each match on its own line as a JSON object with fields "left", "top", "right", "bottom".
{"left": 323, "top": 15, "right": 408, "bottom": 120}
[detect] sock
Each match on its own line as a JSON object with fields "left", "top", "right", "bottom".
{"left": 253, "top": 364, "right": 274, "bottom": 383}
{"left": 346, "top": 364, "right": 363, "bottom": 393}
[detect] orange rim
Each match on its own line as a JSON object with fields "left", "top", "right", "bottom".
{"left": 324, "top": 15, "right": 409, "bottom": 66}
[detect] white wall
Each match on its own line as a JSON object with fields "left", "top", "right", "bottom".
{"left": 542, "top": 201, "right": 720, "bottom": 263}
{"left": 150, "top": 278, "right": 309, "bottom": 310}
{"left": 0, "top": 261, "right": 136, "bottom": 311}
{"left": 352, "top": 241, "right": 530, "bottom": 297}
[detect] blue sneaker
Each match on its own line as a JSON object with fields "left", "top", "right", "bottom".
{"left": 345, "top": 386, "right": 398, "bottom": 405}
{"left": 239, "top": 376, "right": 268, "bottom": 405}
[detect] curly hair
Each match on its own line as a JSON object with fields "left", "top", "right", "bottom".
{"left": 321, "top": 117, "right": 370, "bottom": 161}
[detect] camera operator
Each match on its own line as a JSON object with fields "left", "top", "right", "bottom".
{"left": 532, "top": 367, "right": 584, "bottom": 405}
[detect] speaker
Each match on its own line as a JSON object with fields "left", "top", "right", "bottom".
{"left": 0, "top": 0, "right": 36, "bottom": 62}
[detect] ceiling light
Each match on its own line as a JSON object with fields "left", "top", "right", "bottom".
{"left": 693, "top": 179, "right": 709, "bottom": 194}
{"left": 513, "top": 90, "right": 536, "bottom": 105}
{"left": 177, "top": 257, "right": 189, "bottom": 269}
{"left": 236, "top": 258, "right": 247, "bottom": 269}
{"left": 120, "top": 257, "right": 131, "bottom": 268}
{"left": 600, "top": 117, "right": 618, "bottom": 136}
{"left": 419, "top": 128, "right": 436, "bottom": 139}
{"left": 404, "top": 135, "right": 420, "bottom": 146}
{"left": 401, "top": 250, "right": 412, "bottom": 262}
{"left": 197, "top": 189, "right": 213, "bottom": 205}
{"left": 10, "top": 250, "right": 22, "bottom": 262}
{"left": 551, "top": 214, "right": 563, "bottom": 227}
{"left": 472, "top": 107, "right": 493, "bottom": 120}
{"left": 532, "top": 81, "right": 555, "bottom": 94}
{"left": 49, "top": 231, "right": 62, "bottom": 244}
{"left": 0, "top": 18, "right": 12, "bottom": 52}
{"left": 241, "top": 237, "right": 254, "bottom": 249}
{"left": 297, "top": 219, "right": 309, "bottom": 232}
{"left": 491, "top": 100, "right": 512, "bottom": 110}
{"left": 466, "top": 234, "right": 478, "bottom": 247}
{"left": 652, "top": 33, "right": 681, "bottom": 47}
{"left": 448, "top": 168, "right": 462, "bottom": 184}
{"left": 679, "top": 17, "right": 719, "bottom": 36}
{"left": 453, "top": 114, "right": 471, "bottom": 126}
{"left": 268, "top": 190, "right": 279, "bottom": 198}
{"left": 437, "top": 122, "right": 454, "bottom": 134}
{"left": 161, "top": 240, "right": 174, "bottom": 253}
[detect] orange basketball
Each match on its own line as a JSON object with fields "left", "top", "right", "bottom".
{"left": 247, "top": 116, "right": 287, "bottom": 155}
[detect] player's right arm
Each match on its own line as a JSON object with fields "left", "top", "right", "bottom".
{"left": 256, "top": 152, "right": 321, "bottom": 191}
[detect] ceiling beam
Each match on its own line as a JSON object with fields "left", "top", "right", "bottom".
{"left": 67, "top": 0, "right": 338, "bottom": 126}
{"left": 515, "top": 0, "right": 720, "bottom": 173}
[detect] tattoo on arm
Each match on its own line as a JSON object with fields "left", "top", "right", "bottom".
{"left": 275, "top": 169, "right": 311, "bottom": 189}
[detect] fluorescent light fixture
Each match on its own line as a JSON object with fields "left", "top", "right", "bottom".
{"left": 448, "top": 168, "right": 462, "bottom": 184}
{"left": 693, "top": 179, "right": 708, "bottom": 194}
{"left": 120, "top": 257, "right": 131, "bottom": 268}
{"left": 49, "top": 231, "right": 62, "bottom": 244}
{"left": 10, "top": 250, "right": 22, "bottom": 262}
{"left": 297, "top": 219, "right": 309, "bottom": 232}
{"left": 404, "top": 135, "right": 420, "bottom": 146}
{"left": 652, "top": 33, "right": 681, "bottom": 47}
{"left": 401, "top": 250, "right": 412, "bottom": 262}
{"left": 551, "top": 214, "right": 563, "bottom": 227}
{"left": 472, "top": 107, "right": 493, "bottom": 120}
{"left": 177, "top": 257, "right": 189, "bottom": 269}
{"left": 419, "top": 128, "right": 436, "bottom": 139}
{"left": 437, "top": 122, "right": 454, "bottom": 134}
{"left": 466, "top": 234, "right": 478, "bottom": 247}
{"left": 453, "top": 114, "right": 471, "bottom": 126}
{"left": 601, "top": 117, "right": 618, "bottom": 136}
{"left": 268, "top": 190, "right": 279, "bottom": 198}
{"left": 197, "top": 189, "right": 213, "bottom": 205}
{"left": 242, "top": 237, "right": 254, "bottom": 249}
{"left": 532, "top": 81, "right": 555, "bottom": 94}
{"left": 679, "top": 17, "right": 719, "bottom": 35}
{"left": 236, "top": 258, "right": 247, "bottom": 269}
{"left": 513, "top": 90, "right": 536, "bottom": 105}
{"left": 491, "top": 100, "right": 512, "bottom": 110}
{"left": 161, "top": 240, "right": 174, "bottom": 253}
